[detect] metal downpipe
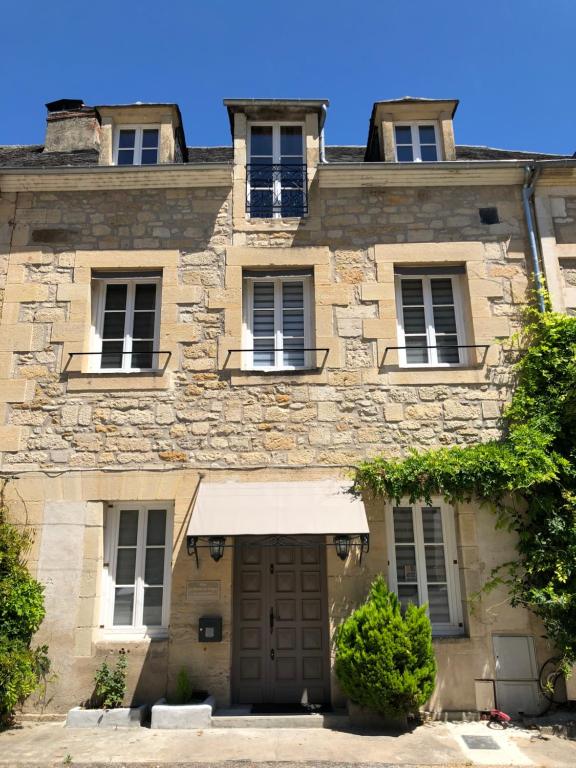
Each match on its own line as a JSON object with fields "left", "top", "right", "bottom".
{"left": 522, "top": 165, "right": 546, "bottom": 312}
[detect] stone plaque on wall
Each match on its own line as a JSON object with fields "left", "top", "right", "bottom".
{"left": 186, "top": 580, "right": 221, "bottom": 603}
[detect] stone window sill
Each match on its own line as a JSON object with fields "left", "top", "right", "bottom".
{"left": 66, "top": 371, "right": 171, "bottom": 391}
{"left": 231, "top": 368, "right": 327, "bottom": 385}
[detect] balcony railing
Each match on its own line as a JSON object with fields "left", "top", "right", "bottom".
{"left": 247, "top": 163, "right": 308, "bottom": 218}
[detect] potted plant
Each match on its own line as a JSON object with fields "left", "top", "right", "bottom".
{"left": 335, "top": 575, "right": 436, "bottom": 730}
{"left": 66, "top": 650, "right": 147, "bottom": 728}
{"left": 151, "top": 668, "right": 215, "bottom": 729}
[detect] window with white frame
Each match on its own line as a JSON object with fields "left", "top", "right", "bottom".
{"left": 91, "top": 272, "right": 161, "bottom": 372}
{"left": 242, "top": 272, "right": 313, "bottom": 370}
{"left": 102, "top": 503, "right": 172, "bottom": 634}
{"left": 247, "top": 124, "right": 306, "bottom": 218}
{"left": 394, "top": 123, "right": 440, "bottom": 162}
{"left": 114, "top": 126, "right": 160, "bottom": 165}
{"left": 387, "top": 504, "right": 463, "bottom": 635}
{"left": 395, "top": 268, "right": 466, "bottom": 366}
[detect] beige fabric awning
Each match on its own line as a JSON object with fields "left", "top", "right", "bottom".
{"left": 187, "top": 480, "right": 369, "bottom": 537}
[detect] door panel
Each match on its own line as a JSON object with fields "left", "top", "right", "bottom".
{"left": 233, "top": 536, "right": 329, "bottom": 705}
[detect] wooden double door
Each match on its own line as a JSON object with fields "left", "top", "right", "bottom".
{"left": 232, "top": 536, "right": 330, "bottom": 705}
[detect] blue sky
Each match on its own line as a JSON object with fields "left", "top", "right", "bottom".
{"left": 1, "top": 0, "right": 574, "bottom": 154}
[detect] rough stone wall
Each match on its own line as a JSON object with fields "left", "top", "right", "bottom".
{"left": 0, "top": 184, "right": 531, "bottom": 472}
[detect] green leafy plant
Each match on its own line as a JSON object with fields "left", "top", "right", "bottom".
{"left": 335, "top": 576, "right": 436, "bottom": 717}
{"left": 0, "top": 485, "right": 49, "bottom": 727}
{"left": 353, "top": 308, "right": 576, "bottom": 666}
{"left": 93, "top": 651, "right": 127, "bottom": 709}
{"left": 175, "top": 668, "right": 193, "bottom": 704}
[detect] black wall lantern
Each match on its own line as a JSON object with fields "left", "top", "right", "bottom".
{"left": 334, "top": 535, "right": 350, "bottom": 561}
{"left": 208, "top": 536, "right": 226, "bottom": 562}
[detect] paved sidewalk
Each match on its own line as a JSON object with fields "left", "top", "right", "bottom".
{"left": 1, "top": 720, "right": 575, "bottom": 767}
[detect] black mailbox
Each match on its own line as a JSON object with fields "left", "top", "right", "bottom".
{"left": 199, "top": 616, "right": 222, "bottom": 643}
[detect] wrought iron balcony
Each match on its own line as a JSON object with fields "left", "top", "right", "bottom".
{"left": 246, "top": 163, "right": 308, "bottom": 218}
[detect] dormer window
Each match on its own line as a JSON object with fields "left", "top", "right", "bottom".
{"left": 247, "top": 124, "right": 307, "bottom": 218}
{"left": 394, "top": 123, "right": 440, "bottom": 162}
{"left": 114, "top": 126, "right": 160, "bottom": 166}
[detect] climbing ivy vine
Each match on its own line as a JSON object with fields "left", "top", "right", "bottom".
{"left": 353, "top": 308, "right": 576, "bottom": 665}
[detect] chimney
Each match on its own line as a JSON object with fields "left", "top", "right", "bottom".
{"left": 44, "top": 99, "right": 101, "bottom": 153}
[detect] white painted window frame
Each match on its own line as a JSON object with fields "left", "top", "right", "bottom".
{"left": 395, "top": 274, "right": 467, "bottom": 367}
{"left": 113, "top": 124, "right": 160, "bottom": 166}
{"left": 242, "top": 274, "right": 313, "bottom": 371}
{"left": 247, "top": 122, "right": 306, "bottom": 219}
{"left": 386, "top": 501, "right": 464, "bottom": 636}
{"left": 393, "top": 122, "right": 441, "bottom": 162}
{"left": 101, "top": 502, "right": 173, "bottom": 639}
{"left": 90, "top": 275, "right": 162, "bottom": 373}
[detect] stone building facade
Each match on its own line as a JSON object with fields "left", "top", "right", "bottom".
{"left": 0, "top": 96, "right": 574, "bottom": 717}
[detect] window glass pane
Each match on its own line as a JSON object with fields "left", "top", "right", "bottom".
{"left": 432, "top": 306, "right": 457, "bottom": 334}
{"left": 420, "top": 145, "right": 438, "bottom": 162}
{"left": 101, "top": 341, "right": 124, "bottom": 368}
{"left": 396, "top": 546, "right": 418, "bottom": 583}
{"left": 132, "top": 311, "right": 155, "bottom": 338}
{"left": 282, "top": 282, "right": 304, "bottom": 309}
{"left": 280, "top": 126, "right": 303, "bottom": 157}
{"left": 405, "top": 337, "right": 429, "bottom": 364}
{"left": 253, "top": 282, "right": 274, "bottom": 308}
{"left": 397, "top": 146, "right": 414, "bottom": 162}
{"left": 147, "top": 509, "right": 166, "bottom": 545}
{"left": 113, "top": 587, "right": 134, "bottom": 625}
{"left": 281, "top": 188, "right": 305, "bottom": 216}
{"left": 436, "top": 336, "right": 460, "bottom": 364}
{"left": 116, "top": 548, "right": 137, "bottom": 584}
{"left": 401, "top": 279, "right": 424, "bottom": 305}
{"left": 283, "top": 338, "right": 305, "bottom": 368}
{"left": 253, "top": 311, "right": 275, "bottom": 337}
{"left": 144, "top": 548, "right": 165, "bottom": 585}
{"left": 283, "top": 311, "right": 304, "bottom": 336}
{"left": 422, "top": 507, "right": 443, "bottom": 543}
{"left": 118, "top": 509, "right": 139, "bottom": 545}
{"left": 393, "top": 507, "right": 414, "bottom": 542}
{"left": 253, "top": 338, "right": 275, "bottom": 367}
{"left": 105, "top": 284, "right": 128, "bottom": 311}
{"left": 131, "top": 340, "right": 153, "bottom": 369}
{"left": 143, "top": 588, "right": 163, "bottom": 626}
{"left": 398, "top": 584, "right": 419, "bottom": 610}
{"left": 118, "top": 130, "right": 136, "bottom": 149}
{"left": 425, "top": 546, "right": 447, "bottom": 582}
{"left": 431, "top": 279, "right": 455, "bottom": 305}
{"left": 134, "top": 283, "right": 157, "bottom": 310}
{"left": 402, "top": 306, "right": 426, "bottom": 334}
{"left": 102, "top": 312, "right": 126, "bottom": 339}
{"left": 395, "top": 126, "right": 412, "bottom": 144}
{"left": 418, "top": 125, "right": 436, "bottom": 144}
{"left": 141, "top": 149, "right": 158, "bottom": 165}
{"left": 142, "top": 129, "right": 159, "bottom": 148}
{"left": 250, "top": 126, "right": 273, "bottom": 157}
{"left": 117, "top": 150, "right": 134, "bottom": 165}
{"left": 428, "top": 584, "right": 451, "bottom": 623}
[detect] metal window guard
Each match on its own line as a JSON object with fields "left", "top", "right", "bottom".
{"left": 223, "top": 347, "right": 330, "bottom": 372}
{"left": 381, "top": 344, "right": 490, "bottom": 367}
{"left": 64, "top": 350, "right": 172, "bottom": 373}
{"left": 246, "top": 163, "right": 308, "bottom": 217}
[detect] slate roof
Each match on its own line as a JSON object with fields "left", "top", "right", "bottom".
{"left": 0, "top": 143, "right": 572, "bottom": 169}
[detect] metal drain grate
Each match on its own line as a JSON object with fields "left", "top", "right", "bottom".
{"left": 462, "top": 734, "right": 501, "bottom": 750}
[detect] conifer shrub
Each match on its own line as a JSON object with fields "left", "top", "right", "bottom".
{"left": 335, "top": 576, "right": 436, "bottom": 717}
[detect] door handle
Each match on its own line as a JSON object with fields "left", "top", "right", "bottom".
{"left": 269, "top": 606, "right": 274, "bottom": 634}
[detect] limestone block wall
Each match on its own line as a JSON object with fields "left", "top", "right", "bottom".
{"left": 0, "top": 184, "right": 531, "bottom": 472}
{"left": 3, "top": 468, "right": 546, "bottom": 714}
